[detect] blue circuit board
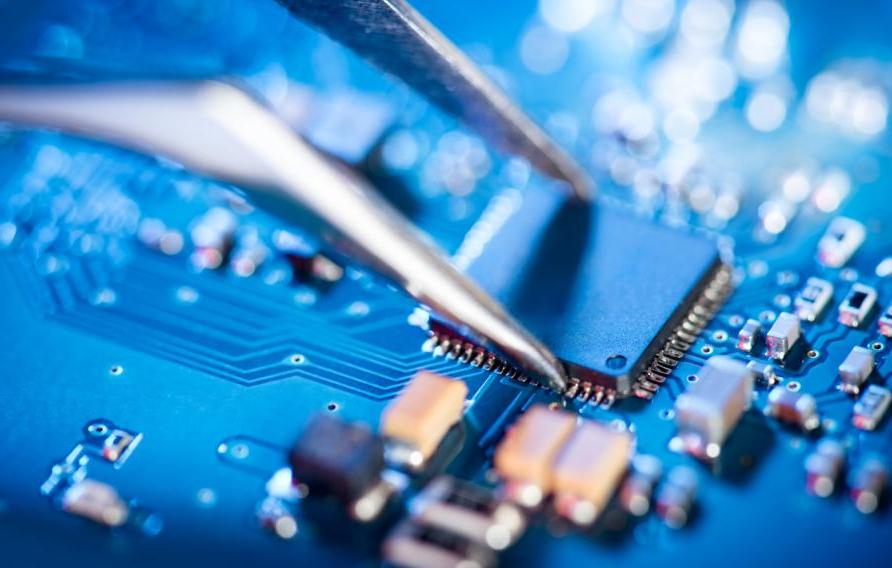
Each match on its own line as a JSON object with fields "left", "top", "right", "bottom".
{"left": 1, "top": 1, "right": 892, "bottom": 566}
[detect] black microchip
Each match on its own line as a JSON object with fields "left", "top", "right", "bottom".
{"left": 290, "top": 414, "right": 385, "bottom": 504}
{"left": 456, "top": 185, "right": 724, "bottom": 394}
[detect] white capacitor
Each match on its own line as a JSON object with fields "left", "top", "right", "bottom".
{"left": 794, "top": 277, "right": 834, "bottom": 322}
{"left": 838, "top": 346, "right": 874, "bottom": 394}
{"left": 766, "top": 313, "right": 801, "bottom": 361}
{"left": 838, "top": 284, "right": 877, "bottom": 328}
{"left": 674, "top": 357, "right": 754, "bottom": 460}
{"left": 737, "top": 319, "right": 762, "bottom": 353}
{"left": 816, "top": 217, "right": 865, "bottom": 268}
{"left": 853, "top": 385, "right": 891, "bottom": 431}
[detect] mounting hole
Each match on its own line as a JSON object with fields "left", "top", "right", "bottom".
{"left": 175, "top": 286, "right": 199, "bottom": 304}
{"left": 686, "top": 374, "right": 699, "bottom": 383}
{"left": 230, "top": 443, "right": 250, "bottom": 460}
{"left": 196, "top": 488, "right": 217, "bottom": 508}
{"left": 700, "top": 345, "right": 714, "bottom": 355}
{"left": 776, "top": 270, "right": 799, "bottom": 287}
{"left": 759, "top": 310, "right": 776, "bottom": 323}
{"left": 87, "top": 422, "right": 109, "bottom": 436}
{"left": 870, "top": 342, "right": 884, "bottom": 351}
{"left": 326, "top": 402, "right": 339, "bottom": 412}
{"left": 109, "top": 365, "right": 124, "bottom": 376}
{"left": 840, "top": 268, "right": 858, "bottom": 282}
{"left": 606, "top": 355, "right": 627, "bottom": 369}
{"left": 346, "top": 301, "right": 370, "bottom": 317}
{"left": 806, "top": 349, "right": 819, "bottom": 359}
{"left": 787, "top": 381, "right": 801, "bottom": 392}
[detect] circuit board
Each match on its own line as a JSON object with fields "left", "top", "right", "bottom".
{"left": 1, "top": 1, "right": 891, "bottom": 566}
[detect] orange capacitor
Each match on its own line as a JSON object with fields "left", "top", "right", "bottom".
{"left": 553, "top": 421, "right": 632, "bottom": 514}
{"left": 493, "top": 405, "right": 577, "bottom": 491}
{"left": 380, "top": 371, "right": 468, "bottom": 460}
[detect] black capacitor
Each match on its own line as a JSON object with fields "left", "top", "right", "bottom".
{"left": 290, "top": 414, "right": 385, "bottom": 505}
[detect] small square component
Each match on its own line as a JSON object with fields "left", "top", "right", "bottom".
{"left": 765, "top": 387, "right": 820, "bottom": 431}
{"left": 410, "top": 476, "right": 525, "bottom": 548}
{"left": 674, "top": 356, "right": 754, "bottom": 459}
{"left": 766, "top": 313, "right": 801, "bottom": 361}
{"left": 794, "top": 277, "right": 833, "bottom": 322}
{"left": 737, "top": 319, "right": 762, "bottom": 353}
{"left": 838, "top": 346, "right": 874, "bottom": 395}
{"left": 853, "top": 385, "right": 890, "bottom": 431}
{"left": 746, "top": 360, "right": 778, "bottom": 386}
{"left": 62, "top": 479, "right": 129, "bottom": 527}
{"left": 552, "top": 421, "right": 632, "bottom": 524}
{"left": 380, "top": 371, "right": 468, "bottom": 465}
{"left": 816, "top": 217, "right": 865, "bottom": 268}
{"left": 493, "top": 405, "right": 576, "bottom": 497}
{"left": 838, "top": 284, "right": 877, "bottom": 328}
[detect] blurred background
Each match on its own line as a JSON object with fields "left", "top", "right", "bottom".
{"left": 0, "top": 0, "right": 890, "bottom": 260}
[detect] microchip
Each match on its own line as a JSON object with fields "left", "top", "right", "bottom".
{"left": 448, "top": 185, "right": 728, "bottom": 399}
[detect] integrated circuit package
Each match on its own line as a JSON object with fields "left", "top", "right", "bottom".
{"left": 438, "top": 185, "right": 731, "bottom": 402}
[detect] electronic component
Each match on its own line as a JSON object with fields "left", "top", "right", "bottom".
{"left": 5, "top": 1, "right": 892, "bottom": 565}
{"left": 493, "top": 405, "right": 576, "bottom": 506}
{"left": 766, "top": 313, "right": 801, "bottom": 361}
{"left": 618, "top": 454, "right": 662, "bottom": 517}
{"left": 410, "top": 476, "right": 525, "bottom": 550}
{"left": 551, "top": 420, "right": 633, "bottom": 525}
{"left": 878, "top": 304, "right": 892, "bottom": 337}
{"left": 81, "top": 420, "right": 142, "bottom": 467}
{"left": 100, "top": 430, "right": 135, "bottom": 463}
{"left": 189, "top": 207, "right": 237, "bottom": 271}
{"left": 737, "top": 318, "right": 762, "bottom": 353}
{"left": 61, "top": 479, "right": 129, "bottom": 527}
{"left": 794, "top": 277, "right": 834, "bottom": 322}
{"left": 256, "top": 496, "right": 299, "bottom": 540}
{"left": 380, "top": 371, "right": 468, "bottom": 470}
{"left": 816, "top": 217, "right": 865, "bottom": 268}
{"left": 805, "top": 439, "right": 845, "bottom": 498}
{"left": 837, "top": 346, "right": 874, "bottom": 394}
{"left": 290, "top": 414, "right": 391, "bottom": 521}
{"left": 272, "top": 229, "right": 344, "bottom": 284}
{"left": 383, "top": 521, "right": 496, "bottom": 568}
{"left": 848, "top": 456, "right": 888, "bottom": 515}
{"left": 455, "top": 185, "right": 728, "bottom": 399}
{"left": 230, "top": 226, "right": 270, "bottom": 277}
{"left": 674, "top": 356, "right": 754, "bottom": 460}
{"left": 655, "top": 466, "right": 698, "bottom": 529}
{"left": 137, "top": 217, "right": 184, "bottom": 255}
{"left": 765, "top": 387, "right": 820, "bottom": 431}
{"left": 746, "top": 360, "right": 779, "bottom": 386}
{"left": 853, "top": 385, "right": 891, "bottom": 431}
{"left": 838, "top": 283, "right": 877, "bottom": 328}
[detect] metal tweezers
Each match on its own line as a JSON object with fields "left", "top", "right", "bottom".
{"left": 0, "top": 0, "right": 595, "bottom": 392}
